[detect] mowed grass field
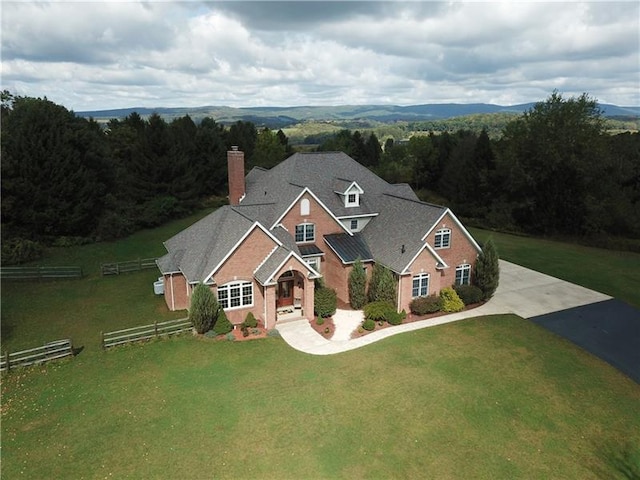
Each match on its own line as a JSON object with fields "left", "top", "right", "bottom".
{"left": 2, "top": 316, "right": 639, "bottom": 479}
{"left": 2, "top": 211, "right": 640, "bottom": 478}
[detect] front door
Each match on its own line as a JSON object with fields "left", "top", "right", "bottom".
{"left": 277, "top": 279, "right": 294, "bottom": 308}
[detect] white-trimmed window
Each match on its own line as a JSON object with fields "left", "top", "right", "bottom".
{"left": 434, "top": 228, "right": 451, "bottom": 249}
{"left": 350, "top": 219, "right": 358, "bottom": 231}
{"left": 412, "top": 273, "right": 430, "bottom": 298}
{"left": 295, "top": 223, "right": 315, "bottom": 243}
{"left": 305, "top": 257, "right": 321, "bottom": 273}
{"left": 455, "top": 264, "right": 471, "bottom": 286}
{"left": 218, "top": 281, "right": 253, "bottom": 309}
{"left": 300, "top": 198, "right": 310, "bottom": 216}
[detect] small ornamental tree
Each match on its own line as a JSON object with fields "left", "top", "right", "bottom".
{"left": 348, "top": 258, "right": 367, "bottom": 309}
{"left": 367, "top": 263, "right": 397, "bottom": 305}
{"left": 189, "top": 283, "right": 219, "bottom": 334}
{"left": 213, "top": 308, "right": 233, "bottom": 335}
{"left": 475, "top": 237, "right": 500, "bottom": 300}
{"left": 243, "top": 312, "right": 258, "bottom": 328}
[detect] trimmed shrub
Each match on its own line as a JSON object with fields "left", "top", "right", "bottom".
{"left": 267, "top": 329, "right": 281, "bottom": 338}
{"left": 348, "top": 258, "right": 367, "bottom": 309}
{"left": 213, "top": 308, "right": 233, "bottom": 335}
{"left": 189, "top": 283, "right": 219, "bottom": 334}
{"left": 410, "top": 295, "right": 443, "bottom": 315}
{"left": 314, "top": 287, "right": 337, "bottom": 318}
{"left": 362, "top": 318, "right": 376, "bottom": 331}
{"left": 387, "top": 310, "right": 405, "bottom": 326}
{"left": 475, "top": 237, "right": 500, "bottom": 300}
{"left": 367, "top": 264, "right": 397, "bottom": 305}
{"left": 316, "top": 316, "right": 325, "bottom": 326}
{"left": 243, "top": 312, "right": 258, "bottom": 328}
{"left": 440, "top": 287, "right": 464, "bottom": 313}
{"left": 225, "top": 332, "right": 235, "bottom": 341}
{"left": 454, "top": 285, "right": 484, "bottom": 305}
{"left": 363, "top": 301, "right": 395, "bottom": 322}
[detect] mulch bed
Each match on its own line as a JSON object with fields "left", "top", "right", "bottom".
{"left": 309, "top": 316, "right": 336, "bottom": 340}
{"left": 350, "top": 302, "right": 485, "bottom": 339}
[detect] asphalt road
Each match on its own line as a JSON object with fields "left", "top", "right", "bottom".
{"left": 531, "top": 299, "right": 640, "bottom": 384}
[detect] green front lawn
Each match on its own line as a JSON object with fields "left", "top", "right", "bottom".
{"left": 2, "top": 315, "right": 638, "bottom": 479}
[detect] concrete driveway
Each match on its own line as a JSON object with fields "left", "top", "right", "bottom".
{"left": 277, "top": 260, "right": 639, "bottom": 382}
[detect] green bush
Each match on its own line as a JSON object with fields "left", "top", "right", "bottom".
{"left": 409, "top": 295, "right": 443, "bottom": 315}
{"left": 363, "top": 301, "right": 395, "bottom": 322}
{"left": 314, "top": 287, "right": 337, "bottom": 318}
{"left": 454, "top": 285, "right": 484, "bottom": 305}
{"left": 189, "top": 283, "right": 219, "bottom": 334}
{"left": 0, "top": 238, "right": 44, "bottom": 265}
{"left": 243, "top": 312, "right": 258, "bottom": 328}
{"left": 267, "top": 329, "right": 281, "bottom": 337}
{"left": 225, "top": 332, "right": 235, "bottom": 341}
{"left": 440, "top": 287, "right": 465, "bottom": 313}
{"left": 213, "top": 309, "right": 233, "bottom": 335}
{"left": 362, "top": 318, "right": 376, "bottom": 331}
{"left": 316, "top": 317, "right": 325, "bottom": 326}
{"left": 388, "top": 309, "right": 406, "bottom": 326}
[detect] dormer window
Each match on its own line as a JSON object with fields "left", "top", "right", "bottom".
{"left": 340, "top": 181, "right": 364, "bottom": 208}
{"left": 346, "top": 193, "right": 359, "bottom": 207}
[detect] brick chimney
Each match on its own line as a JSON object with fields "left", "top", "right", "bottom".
{"left": 227, "top": 146, "right": 245, "bottom": 206}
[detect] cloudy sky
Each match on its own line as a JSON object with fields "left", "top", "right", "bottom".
{"left": 2, "top": 1, "right": 639, "bottom": 111}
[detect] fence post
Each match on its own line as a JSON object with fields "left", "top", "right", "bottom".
{"left": 5, "top": 351, "right": 10, "bottom": 372}
{"left": 154, "top": 321, "right": 158, "bottom": 337}
{"left": 101, "top": 332, "right": 104, "bottom": 350}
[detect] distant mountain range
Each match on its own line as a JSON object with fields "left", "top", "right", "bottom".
{"left": 77, "top": 103, "right": 640, "bottom": 128}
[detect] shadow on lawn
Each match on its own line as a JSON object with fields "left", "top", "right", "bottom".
{"left": 592, "top": 439, "right": 640, "bottom": 480}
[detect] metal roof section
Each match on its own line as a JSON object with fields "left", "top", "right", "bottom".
{"left": 324, "top": 233, "right": 374, "bottom": 264}
{"left": 298, "top": 244, "right": 324, "bottom": 257}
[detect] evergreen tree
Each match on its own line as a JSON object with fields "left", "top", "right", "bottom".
{"left": 475, "top": 237, "right": 500, "bottom": 300}
{"left": 1, "top": 95, "right": 108, "bottom": 239}
{"left": 213, "top": 308, "right": 233, "bottom": 335}
{"left": 348, "top": 258, "right": 367, "bottom": 309}
{"left": 189, "top": 283, "right": 220, "bottom": 334}
{"left": 367, "top": 263, "right": 397, "bottom": 305}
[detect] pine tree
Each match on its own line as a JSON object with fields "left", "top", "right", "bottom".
{"left": 367, "top": 263, "right": 397, "bottom": 305}
{"left": 189, "top": 283, "right": 219, "bottom": 334}
{"left": 475, "top": 237, "right": 500, "bottom": 300}
{"left": 348, "top": 258, "right": 367, "bottom": 309}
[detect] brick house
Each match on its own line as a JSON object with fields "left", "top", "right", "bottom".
{"left": 157, "top": 149, "right": 482, "bottom": 328}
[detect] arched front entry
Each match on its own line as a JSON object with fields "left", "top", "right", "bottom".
{"left": 276, "top": 270, "right": 306, "bottom": 319}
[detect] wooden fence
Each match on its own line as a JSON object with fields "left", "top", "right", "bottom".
{"left": 1, "top": 339, "right": 74, "bottom": 372}
{"left": 0, "top": 266, "right": 83, "bottom": 281}
{"left": 102, "top": 318, "right": 192, "bottom": 349}
{"left": 101, "top": 258, "right": 157, "bottom": 276}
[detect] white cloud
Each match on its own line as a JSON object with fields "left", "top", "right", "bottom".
{"left": 1, "top": 1, "right": 638, "bottom": 110}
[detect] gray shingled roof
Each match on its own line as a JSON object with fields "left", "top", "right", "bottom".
{"left": 361, "top": 193, "right": 447, "bottom": 273}
{"left": 324, "top": 233, "right": 373, "bottom": 263}
{"left": 254, "top": 246, "right": 290, "bottom": 285}
{"left": 162, "top": 206, "right": 256, "bottom": 282}
{"left": 159, "top": 151, "right": 457, "bottom": 283}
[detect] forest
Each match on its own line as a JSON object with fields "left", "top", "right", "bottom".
{"left": 2, "top": 90, "right": 639, "bottom": 264}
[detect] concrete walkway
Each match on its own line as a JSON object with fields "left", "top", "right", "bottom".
{"left": 277, "top": 260, "right": 612, "bottom": 355}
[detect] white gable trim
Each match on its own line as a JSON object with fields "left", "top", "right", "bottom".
{"left": 203, "top": 222, "right": 282, "bottom": 284}
{"left": 401, "top": 243, "right": 449, "bottom": 275}
{"left": 335, "top": 213, "right": 378, "bottom": 220}
{"left": 264, "top": 251, "right": 321, "bottom": 285}
{"left": 269, "top": 187, "right": 351, "bottom": 235}
{"left": 421, "top": 209, "right": 482, "bottom": 253}
{"left": 333, "top": 180, "right": 364, "bottom": 196}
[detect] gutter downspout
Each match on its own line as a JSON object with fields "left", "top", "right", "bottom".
{"left": 170, "top": 274, "right": 175, "bottom": 311}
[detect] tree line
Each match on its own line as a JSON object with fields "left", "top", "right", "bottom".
{"left": 2, "top": 90, "right": 638, "bottom": 264}
{"left": 1, "top": 91, "right": 291, "bottom": 263}
{"left": 315, "top": 92, "right": 639, "bottom": 247}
